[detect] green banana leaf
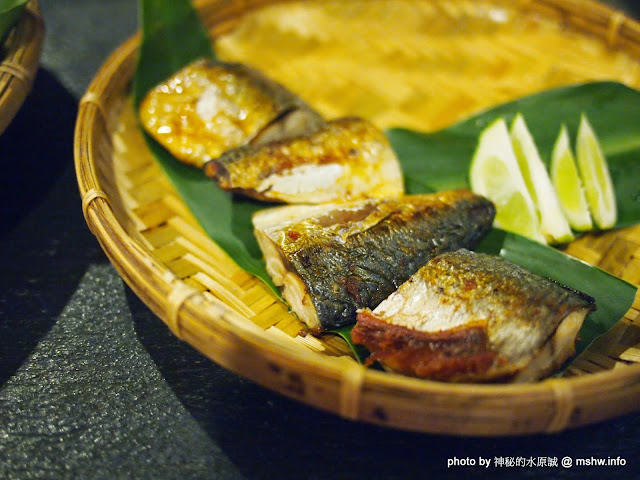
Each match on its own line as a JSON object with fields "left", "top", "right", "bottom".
{"left": 133, "top": 0, "right": 638, "bottom": 362}
{"left": 133, "top": 0, "right": 215, "bottom": 107}
{"left": 387, "top": 81, "right": 640, "bottom": 226}
{"left": 0, "top": 0, "right": 28, "bottom": 44}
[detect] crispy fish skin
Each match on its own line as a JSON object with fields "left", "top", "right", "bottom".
{"left": 352, "top": 249, "right": 597, "bottom": 382}
{"left": 253, "top": 190, "right": 496, "bottom": 331}
{"left": 204, "top": 117, "right": 405, "bottom": 203}
{"left": 139, "top": 58, "right": 324, "bottom": 168}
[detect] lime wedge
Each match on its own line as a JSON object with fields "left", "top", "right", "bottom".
{"left": 509, "top": 114, "right": 573, "bottom": 244}
{"left": 470, "top": 118, "right": 546, "bottom": 243}
{"left": 576, "top": 113, "right": 617, "bottom": 229}
{"left": 550, "top": 125, "right": 593, "bottom": 231}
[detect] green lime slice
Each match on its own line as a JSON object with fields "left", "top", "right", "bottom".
{"left": 470, "top": 118, "right": 546, "bottom": 244}
{"left": 510, "top": 114, "right": 573, "bottom": 244}
{"left": 550, "top": 125, "right": 593, "bottom": 231}
{"left": 576, "top": 113, "right": 617, "bottom": 230}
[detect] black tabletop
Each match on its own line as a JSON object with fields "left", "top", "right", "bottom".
{"left": 1, "top": 1, "right": 640, "bottom": 479}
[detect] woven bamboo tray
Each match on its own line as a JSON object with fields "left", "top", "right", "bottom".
{"left": 0, "top": 0, "right": 43, "bottom": 134}
{"left": 75, "top": 0, "right": 640, "bottom": 436}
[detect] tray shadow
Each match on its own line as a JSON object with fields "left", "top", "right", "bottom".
{"left": 0, "top": 68, "right": 107, "bottom": 385}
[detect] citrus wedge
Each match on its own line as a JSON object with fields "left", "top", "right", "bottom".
{"left": 470, "top": 118, "right": 546, "bottom": 244}
{"left": 576, "top": 113, "right": 617, "bottom": 229}
{"left": 550, "top": 125, "right": 592, "bottom": 231}
{"left": 509, "top": 114, "right": 573, "bottom": 244}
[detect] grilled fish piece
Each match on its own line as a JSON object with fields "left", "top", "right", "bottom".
{"left": 204, "top": 117, "right": 404, "bottom": 203}
{"left": 139, "top": 58, "right": 324, "bottom": 168}
{"left": 253, "top": 190, "right": 495, "bottom": 330}
{"left": 352, "top": 249, "right": 596, "bottom": 382}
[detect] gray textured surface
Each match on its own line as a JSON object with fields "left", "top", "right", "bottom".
{"left": 1, "top": 265, "right": 237, "bottom": 480}
{"left": 1, "top": 1, "right": 640, "bottom": 479}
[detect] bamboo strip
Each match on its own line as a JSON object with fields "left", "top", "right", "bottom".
{"left": 0, "top": 0, "right": 43, "bottom": 133}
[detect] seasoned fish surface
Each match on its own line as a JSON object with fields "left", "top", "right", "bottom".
{"left": 205, "top": 117, "right": 404, "bottom": 203}
{"left": 352, "top": 249, "right": 596, "bottom": 382}
{"left": 139, "top": 58, "right": 324, "bottom": 168}
{"left": 253, "top": 190, "right": 495, "bottom": 330}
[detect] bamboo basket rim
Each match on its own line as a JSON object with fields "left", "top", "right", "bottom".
{"left": 74, "top": 0, "right": 640, "bottom": 436}
{"left": 0, "top": 0, "right": 44, "bottom": 135}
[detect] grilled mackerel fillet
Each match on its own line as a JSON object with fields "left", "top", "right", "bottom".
{"left": 253, "top": 190, "right": 495, "bottom": 331}
{"left": 204, "top": 117, "right": 404, "bottom": 203}
{"left": 139, "top": 58, "right": 324, "bottom": 168}
{"left": 352, "top": 249, "right": 597, "bottom": 382}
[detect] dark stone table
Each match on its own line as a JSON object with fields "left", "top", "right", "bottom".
{"left": 1, "top": 1, "right": 639, "bottom": 478}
